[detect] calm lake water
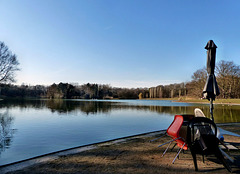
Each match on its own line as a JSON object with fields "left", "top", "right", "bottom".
{"left": 0, "top": 99, "right": 240, "bottom": 166}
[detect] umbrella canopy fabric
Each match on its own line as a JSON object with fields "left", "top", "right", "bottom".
{"left": 203, "top": 40, "right": 220, "bottom": 101}
{"left": 203, "top": 74, "right": 220, "bottom": 100}
{"left": 205, "top": 40, "right": 217, "bottom": 75}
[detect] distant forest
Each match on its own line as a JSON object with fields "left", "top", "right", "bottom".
{"left": 0, "top": 83, "right": 148, "bottom": 99}
{"left": 0, "top": 82, "right": 186, "bottom": 99}
{"left": 0, "top": 60, "right": 239, "bottom": 100}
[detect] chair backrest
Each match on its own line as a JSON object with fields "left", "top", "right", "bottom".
{"left": 167, "top": 115, "right": 183, "bottom": 138}
{"left": 167, "top": 115, "right": 187, "bottom": 150}
{"left": 194, "top": 108, "right": 206, "bottom": 117}
{"left": 187, "top": 117, "right": 218, "bottom": 153}
{"left": 188, "top": 117, "right": 217, "bottom": 137}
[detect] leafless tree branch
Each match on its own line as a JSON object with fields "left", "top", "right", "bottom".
{"left": 0, "top": 42, "right": 19, "bottom": 83}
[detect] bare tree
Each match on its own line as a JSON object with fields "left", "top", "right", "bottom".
{"left": 0, "top": 42, "right": 19, "bottom": 83}
{"left": 187, "top": 61, "right": 240, "bottom": 99}
{"left": 216, "top": 60, "right": 240, "bottom": 98}
{"left": 186, "top": 67, "right": 207, "bottom": 98}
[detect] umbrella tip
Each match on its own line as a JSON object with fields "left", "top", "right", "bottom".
{"left": 205, "top": 40, "right": 217, "bottom": 49}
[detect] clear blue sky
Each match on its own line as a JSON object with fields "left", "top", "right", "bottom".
{"left": 0, "top": 0, "right": 240, "bottom": 88}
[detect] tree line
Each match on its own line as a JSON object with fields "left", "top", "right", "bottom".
{"left": 46, "top": 83, "right": 149, "bottom": 99}
{"left": 0, "top": 83, "right": 149, "bottom": 99}
{"left": 1, "top": 60, "right": 240, "bottom": 100}
{"left": 1, "top": 40, "right": 240, "bottom": 99}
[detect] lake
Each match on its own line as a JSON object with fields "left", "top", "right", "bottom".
{"left": 0, "top": 99, "right": 240, "bottom": 166}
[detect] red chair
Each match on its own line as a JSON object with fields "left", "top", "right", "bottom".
{"left": 158, "top": 115, "right": 188, "bottom": 163}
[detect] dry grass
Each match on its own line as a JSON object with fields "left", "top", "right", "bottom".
{"left": 177, "top": 98, "right": 240, "bottom": 105}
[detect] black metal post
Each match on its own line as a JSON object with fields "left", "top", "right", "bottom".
{"left": 210, "top": 98, "right": 214, "bottom": 122}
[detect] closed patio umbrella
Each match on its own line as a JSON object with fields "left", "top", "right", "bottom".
{"left": 202, "top": 40, "right": 220, "bottom": 122}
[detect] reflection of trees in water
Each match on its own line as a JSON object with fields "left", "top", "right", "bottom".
{"left": 149, "top": 105, "right": 194, "bottom": 115}
{"left": 41, "top": 101, "right": 240, "bottom": 122}
{"left": 0, "top": 99, "right": 46, "bottom": 110}
{"left": 46, "top": 100, "right": 115, "bottom": 115}
{"left": 209, "top": 105, "right": 240, "bottom": 123}
{"left": 183, "top": 105, "right": 240, "bottom": 123}
{"left": 0, "top": 99, "right": 240, "bottom": 123}
{"left": 0, "top": 111, "right": 15, "bottom": 154}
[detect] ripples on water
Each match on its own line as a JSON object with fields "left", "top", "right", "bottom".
{"left": 0, "top": 99, "right": 239, "bottom": 165}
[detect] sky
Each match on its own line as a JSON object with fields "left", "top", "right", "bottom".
{"left": 0, "top": 0, "right": 240, "bottom": 88}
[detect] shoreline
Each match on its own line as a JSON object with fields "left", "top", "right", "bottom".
{"left": 143, "top": 98, "right": 240, "bottom": 106}
{"left": 2, "top": 97, "right": 240, "bottom": 106}
{"left": 0, "top": 130, "right": 166, "bottom": 174}
{"left": 1, "top": 123, "right": 240, "bottom": 174}
{"left": 174, "top": 100, "right": 240, "bottom": 106}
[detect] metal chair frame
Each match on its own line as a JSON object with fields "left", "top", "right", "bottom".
{"left": 157, "top": 115, "right": 187, "bottom": 164}
{"left": 187, "top": 117, "right": 232, "bottom": 172}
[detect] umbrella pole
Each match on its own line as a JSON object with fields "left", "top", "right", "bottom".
{"left": 210, "top": 98, "right": 214, "bottom": 122}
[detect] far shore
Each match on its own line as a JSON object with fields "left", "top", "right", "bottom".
{"left": 142, "top": 98, "right": 240, "bottom": 106}
{"left": 1, "top": 97, "right": 240, "bottom": 106}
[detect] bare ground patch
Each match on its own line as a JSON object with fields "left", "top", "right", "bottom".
{"left": 6, "top": 125, "right": 240, "bottom": 174}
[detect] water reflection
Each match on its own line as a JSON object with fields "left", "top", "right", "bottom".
{"left": 46, "top": 100, "right": 115, "bottom": 114}
{"left": 0, "top": 99, "right": 239, "bottom": 123}
{"left": 0, "top": 111, "right": 15, "bottom": 154}
{"left": 0, "top": 99, "right": 239, "bottom": 166}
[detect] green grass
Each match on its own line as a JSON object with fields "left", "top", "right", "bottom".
{"left": 142, "top": 98, "right": 179, "bottom": 101}
{"left": 144, "top": 97, "right": 240, "bottom": 105}
{"left": 179, "top": 98, "right": 240, "bottom": 104}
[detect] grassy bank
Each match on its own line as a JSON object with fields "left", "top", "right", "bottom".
{"left": 178, "top": 98, "right": 240, "bottom": 105}
{"left": 142, "top": 98, "right": 179, "bottom": 101}
{"left": 143, "top": 97, "right": 240, "bottom": 105}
